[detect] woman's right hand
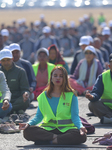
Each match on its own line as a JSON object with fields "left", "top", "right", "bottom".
{"left": 19, "top": 123, "right": 29, "bottom": 130}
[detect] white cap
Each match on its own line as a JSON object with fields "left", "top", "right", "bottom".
{"left": 17, "top": 19, "right": 22, "bottom": 25}
{"left": 100, "top": 22, "right": 107, "bottom": 28}
{"left": 40, "top": 14, "right": 44, "bottom": 19}
{"left": 37, "top": 47, "right": 49, "bottom": 56}
{"left": 50, "top": 21, "right": 55, "bottom": 25}
{"left": 87, "top": 35, "right": 94, "bottom": 43}
{"left": 79, "top": 17, "right": 84, "bottom": 22}
{"left": 34, "top": 20, "right": 40, "bottom": 26}
{"left": 109, "top": 20, "right": 112, "bottom": 27}
{"left": 1, "top": 29, "right": 9, "bottom": 36}
{"left": 56, "top": 22, "right": 61, "bottom": 28}
{"left": 70, "top": 21, "right": 75, "bottom": 28}
{"left": 0, "top": 49, "right": 13, "bottom": 60}
{"left": 4, "top": 46, "right": 9, "bottom": 50}
{"left": 84, "top": 14, "right": 89, "bottom": 19}
{"left": 62, "top": 19, "right": 67, "bottom": 26}
{"left": 21, "top": 18, "right": 26, "bottom": 23}
{"left": 9, "top": 43, "right": 21, "bottom": 51}
{"left": 102, "top": 27, "right": 111, "bottom": 35}
{"left": 42, "top": 26, "right": 51, "bottom": 33}
{"left": 84, "top": 46, "right": 96, "bottom": 55}
{"left": 79, "top": 36, "right": 90, "bottom": 46}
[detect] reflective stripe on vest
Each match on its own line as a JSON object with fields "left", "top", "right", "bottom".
{"left": 32, "top": 62, "right": 55, "bottom": 81}
{"left": 101, "top": 70, "right": 112, "bottom": 109}
{"left": 49, "top": 119, "right": 73, "bottom": 125}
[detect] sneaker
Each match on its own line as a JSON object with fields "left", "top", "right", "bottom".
{"left": 0, "top": 124, "right": 16, "bottom": 134}
{"left": 9, "top": 114, "right": 19, "bottom": 123}
{"left": 9, "top": 123, "right": 20, "bottom": 133}
{"left": 19, "top": 114, "right": 30, "bottom": 123}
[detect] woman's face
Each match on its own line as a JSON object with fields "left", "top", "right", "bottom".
{"left": 85, "top": 50, "right": 95, "bottom": 62}
{"left": 49, "top": 49, "right": 57, "bottom": 60}
{"left": 52, "top": 69, "right": 63, "bottom": 87}
{"left": 38, "top": 52, "right": 48, "bottom": 64}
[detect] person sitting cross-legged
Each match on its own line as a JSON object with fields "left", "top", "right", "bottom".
{"left": 0, "top": 49, "right": 30, "bottom": 114}
{"left": 19, "top": 66, "right": 87, "bottom": 145}
{"left": 85, "top": 53, "right": 112, "bottom": 124}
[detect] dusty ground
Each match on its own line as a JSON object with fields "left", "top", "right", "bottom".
{"left": 0, "top": 8, "right": 112, "bottom": 27}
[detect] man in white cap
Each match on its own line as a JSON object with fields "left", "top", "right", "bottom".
{"left": 39, "top": 14, "right": 47, "bottom": 29}
{"left": 0, "top": 49, "right": 30, "bottom": 114}
{"left": 77, "top": 18, "right": 86, "bottom": 36}
{"left": 1, "top": 29, "right": 12, "bottom": 46}
{"left": 9, "top": 43, "right": 36, "bottom": 102}
{"left": 70, "top": 36, "right": 90, "bottom": 74}
{"left": 35, "top": 26, "right": 57, "bottom": 51}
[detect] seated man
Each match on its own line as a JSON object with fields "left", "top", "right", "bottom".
{"left": 85, "top": 53, "right": 112, "bottom": 124}
{"left": 9, "top": 43, "right": 36, "bottom": 102}
{"left": 0, "top": 49, "right": 30, "bottom": 114}
{"left": 0, "top": 71, "right": 12, "bottom": 118}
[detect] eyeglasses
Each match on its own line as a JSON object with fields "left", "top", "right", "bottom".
{"left": 85, "top": 52, "right": 93, "bottom": 55}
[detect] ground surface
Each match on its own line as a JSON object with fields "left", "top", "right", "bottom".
{"left": 0, "top": 8, "right": 112, "bottom": 28}
{"left": 0, "top": 96, "right": 111, "bottom": 150}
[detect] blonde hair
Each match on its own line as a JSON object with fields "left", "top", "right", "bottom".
{"left": 44, "top": 66, "right": 77, "bottom": 98}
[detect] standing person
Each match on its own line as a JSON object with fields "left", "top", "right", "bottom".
{"left": 69, "top": 46, "right": 103, "bottom": 95}
{"left": 1, "top": 29, "right": 12, "bottom": 46}
{"left": 0, "top": 71, "right": 12, "bottom": 118}
{"left": 0, "top": 49, "right": 30, "bottom": 114}
{"left": 9, "top": 43, "right": 36, "bottom": 102}
{"left": 19, "top": 66, "right": 87, "bottom": 145}
{"left": 70, "top": 36, "right": 90, "bottom": 74}
{"left": 98, "top": 13, "right": 106, "bottom": 25}
{"left": 48, "top": 44, "right": 70, "bottom": 74}
{"left": 85, "top": 53, "right": 112, "bottom": 124}
{"left": 32, "top": 48, "right": 55, "bottom": 99}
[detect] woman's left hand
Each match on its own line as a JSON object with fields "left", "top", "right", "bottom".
{"left": 80, "top": 127, "right": 87, "bottom": 135}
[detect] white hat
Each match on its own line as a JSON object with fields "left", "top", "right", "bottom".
{"left": 79, "top": 36, "right": 90, "bottom": 46}
{"left": 21, "top": 18, "right": 26, "bottom": 23}
{"left": 70, "top": 21, "right": 75, "bottom": 28}
{"left": 37, "top": 47, "right": 49, "bottom": 56}
{"left": 42, "top": 26, "right": 51, "bottom": 33}
{"left": 102, "top": 27, "right": 111, "bottom": 35}
{"left": 62, "top": 19, "right": 67, "bottom": 26}
{"left": 1, "top": 29, "right": 9, "bottom": 36}
{"left": 34, "top": 20, "right": 40, "bottom": 26}
{"left": 87, "top": 35, "right": 94, "bottom": 43}
{"left": 40, "top": 14, "right": 44, "bottom": 19}
{"left": 56, "top": 22, "right": 61, "bottom": 28}
{"left": 4, "top": 46, "right": 9, "bottom": 50}
{"left": 79, "top": 17, "right": 84, "bottom": 22}
{"left": 84, "top": 14, "right": 89, "bottom": 19}
{"left": 0, "top": 49, "right": 13, "bottom": 60}
{"left": 109, "top": 20, "right": 112, "bottom": 27}
{"left": 84, "top": 46, "right": 96, "bottom": 55}
{"left": 50, "top": 21, "right": 55, "bottom": 25}
{"left": 9, "top": 43, "right": 21, "bottom": 51}
{"left": 100, "top": 22, "right": 107, "bottom": 28}
{"left": 17, "top": 19, "right": 22, "bottom": 25}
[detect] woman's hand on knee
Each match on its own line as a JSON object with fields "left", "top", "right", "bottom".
{"left": 80, "top": 127, "right": 87, "bottom": 135}
{"left": 19, "top": 123, "right": 29, "bottom": 130}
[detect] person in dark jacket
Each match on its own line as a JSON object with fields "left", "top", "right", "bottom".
{"left": 9, "top": 43, "right": 36, "bottom": 101}
{"left": 85, "top": 53, "right": 112, "bottom": 124}
{"left": 0, "top": 49, "right": 30, "bottom": 114}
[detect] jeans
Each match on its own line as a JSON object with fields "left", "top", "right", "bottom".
{"left": 0, "top": 102, "right": 12, "bottom": 118}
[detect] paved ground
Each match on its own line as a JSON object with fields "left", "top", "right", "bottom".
{"left": 0, "top": 96, "right": 111, "bottom": 150}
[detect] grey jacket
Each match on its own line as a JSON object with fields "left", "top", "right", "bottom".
{"left": 0, "top": 71, "right": 11, "bottom": 102}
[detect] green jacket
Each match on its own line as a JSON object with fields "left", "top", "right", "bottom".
{"left": 38, "top": 91, "right": 77, "bottom": 132}
{"left": 101, "top": 70, "right": 112, "bottom": 109}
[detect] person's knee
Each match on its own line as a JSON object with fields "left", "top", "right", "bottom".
{"left": 81, "top": 134, "right": 87, "bottom": 143}
{"left": 88, "top": 101, "right": 96, "bottom": 112}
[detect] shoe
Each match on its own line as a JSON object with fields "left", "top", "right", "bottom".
{"left": 9, "top": 123, "right": 20, "bottom": 133}
{"left": 86, "top": 112, "right": 96, "bottom": 116}
{"left": 107, "top": 145, "right": 112, "bottom": 150}
{"left": 9, "top": 114, "right": 19, "bottom": 123}
{"left": 100, "top": 117, "right": 112, "bottom": 124}
{"left": 19, "top": 114, "right": 30, "bottom": 123}
{"left": 0, "top": 124, "right": 16, "bottom": 134}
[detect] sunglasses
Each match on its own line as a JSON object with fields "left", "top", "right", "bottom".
{"left": 85, "top": 52, "right": 93, "bottom": 55}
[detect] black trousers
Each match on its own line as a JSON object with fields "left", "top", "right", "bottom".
{"left": 24, "top": 126, "right": 87, "bottom": 145}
